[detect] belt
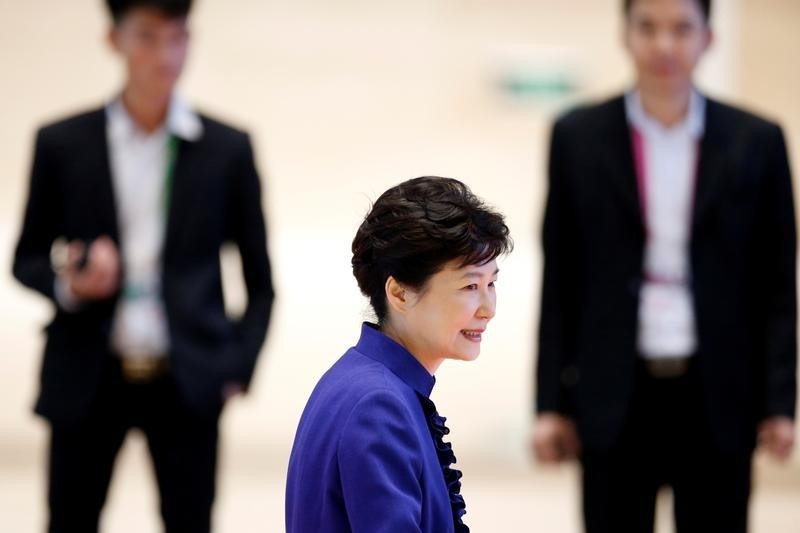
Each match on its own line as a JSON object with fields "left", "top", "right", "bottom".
{"left": 118, "top": 354, "right": 170, "bottom": 383}
{"left": 642, "top": 357, "right": 690, "bottom": 379}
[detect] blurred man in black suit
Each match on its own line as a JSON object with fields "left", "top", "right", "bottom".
{"left": 533, "top": 1, "right": 796, "bottom": 531}
{"left": 13, "top": 1, "right": 274, "bottom": 531}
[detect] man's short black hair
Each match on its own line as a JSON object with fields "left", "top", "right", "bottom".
{"left": 624, "top": 0, "right": 711, "bottom": 22}
{"left": 106, "top": 0, "right": 193, "bottom": 23}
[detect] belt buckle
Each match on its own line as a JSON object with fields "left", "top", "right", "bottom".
{"left": 120, "top": 355, "right": 168, "bottom": 383}
{"left": 645, "top": 357, "right": 689, "bottom": 379}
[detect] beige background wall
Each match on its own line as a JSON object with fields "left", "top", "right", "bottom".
{"left": 1, "top": 0, "right": 798, "bottom": 531}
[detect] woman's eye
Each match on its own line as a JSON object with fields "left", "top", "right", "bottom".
{"left": 463, "top": 284, "right": 478, "bottom": 291}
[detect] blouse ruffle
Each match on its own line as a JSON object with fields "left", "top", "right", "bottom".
{"left": 418, "top": 394, "right": 470, "bottom": 532}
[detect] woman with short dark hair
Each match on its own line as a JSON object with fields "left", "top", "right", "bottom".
{"left": 286, "top": 176, "right": 511, "bottom": 532}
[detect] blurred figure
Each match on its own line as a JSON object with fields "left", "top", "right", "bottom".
{"left": 286, "top": 177, "right": 512, "bottom": 532}
{"left": 533, "top": 0, "right": 796, "bottom": 532}
{"left": 12, "top": 0, "right": 274, "bottom": 531}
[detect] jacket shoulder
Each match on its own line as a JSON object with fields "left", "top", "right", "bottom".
{"left": 308, "top": 351, "right": 419, "bottom": 430}
{"left": 706, "top": 98, "right": 782, "bottom": 136}
{"left": 197, "top": 113, "right": 252, "bottom": 146}
{"left": 36, "top": 108, "right": 105, "bottom": 144}
{"left": 553, "top": 95, "right": 625, "bottom": 132}
{"left": 323, "top": 349, "right": 407, "bottom": 399}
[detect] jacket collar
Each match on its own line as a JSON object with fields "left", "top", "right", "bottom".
{"left": 106, "top": 92, "right": 203, "bottom": 143}
{"left": 354, "top": 322, "right": 436, "bottom": 398}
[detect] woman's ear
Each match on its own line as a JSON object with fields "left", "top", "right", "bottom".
{"left": 385, "top": 276, "right": 408, "bottom": 315}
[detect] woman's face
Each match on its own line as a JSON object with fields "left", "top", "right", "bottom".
{"left": 401, "top": 258, "right": 498, "bottom": 371}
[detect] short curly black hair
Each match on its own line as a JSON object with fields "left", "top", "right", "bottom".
{"left": 351, "top": 176, "right": 512, "bottom": 324}
{"left": 105, "top": 0, "right": 193, "bottom": 23}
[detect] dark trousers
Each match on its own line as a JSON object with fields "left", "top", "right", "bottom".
{"left": 46, "top": 359, "right": 221, "bottom": 533}
{"left": 581, "top": 358, "right": 752, "bottom": 533}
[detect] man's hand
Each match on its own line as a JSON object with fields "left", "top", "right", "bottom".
{"left": 758, "top": 416, "right": 795, "bottom": 462}
{"left": 63, "top": 236, "right": 121, "bottom": 301}
{"left": 531, "top": 412, "right": 581, "bottom": 464}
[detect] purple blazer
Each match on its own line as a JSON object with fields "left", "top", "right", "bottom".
{"left": 286, "top": 323, "right": 460, "bottom": 532}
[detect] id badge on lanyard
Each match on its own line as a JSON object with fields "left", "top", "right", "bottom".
{"left": 113, "top": 135, "right": 179, "bottom": 357}
{"left": 631, "top": 127, "right": 699, "bottom": 358}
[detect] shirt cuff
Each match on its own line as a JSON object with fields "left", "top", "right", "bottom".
{"left": 54, "top": 275, "right": 82, "bottom": 312}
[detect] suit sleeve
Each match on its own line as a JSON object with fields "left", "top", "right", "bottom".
{"left": 226, "top": 134, "right": 275, "bottom": 387}
{"left": 338, "top": 390, "right": 424, "bottom": 533}
{"left": 761, "top": 125, "right": 797, "bottom": 420}
{"left": 12, "top": 128, "right": 62, "bottom": 303}
{"left": 537, "top": 118, "right": 579, "bottom": 416}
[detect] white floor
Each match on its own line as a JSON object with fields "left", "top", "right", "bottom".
{"left": 2, "top": 431, "right": 798, "bottom": 532}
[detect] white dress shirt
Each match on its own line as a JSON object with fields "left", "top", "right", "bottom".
{"left": 625, "top": 89, "right": 705, "bottom": 359}
{"left": 106, "top": 94, "right": 203, "bottom": 359}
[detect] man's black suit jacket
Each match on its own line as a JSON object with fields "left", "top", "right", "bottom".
{"left": 537, "top": 95, "right": 797, "bottom": 455}
{"left": 13, "top": 107, "right": 275, "bottom": 421}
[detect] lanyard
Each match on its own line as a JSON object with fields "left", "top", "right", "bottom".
{"left": 631, "top": 127, "right": 700, "bottom": 236}
{"left": 162, "top": 134, "right": 180, "bottom": 215}
{"left": 122, "top": 134, "right": 179, "bottom": 301}
{"left": 631, "top": 126, "right": 700, "bottom": 284}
